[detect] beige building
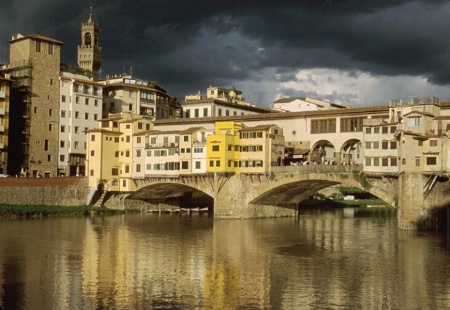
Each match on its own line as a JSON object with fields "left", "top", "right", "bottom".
{"left": 99, "top": 75, "right": 179, "bottom": 120}
{"left": 6, "top": 33, "right": 63, "bottom": 177}
{"left": 85, "top": 113, "right": 153, "bottom": 204}
{"left": 239, "top": 124, "right": 285, "bottom": 174}
{"left": 363, "top": 97, "right": 450, "bottom": 181}
{"left": 0, "top": 67, "right": 12, "bottom": 175}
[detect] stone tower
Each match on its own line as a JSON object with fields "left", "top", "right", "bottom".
{"left": 78, "top": 7, "right": 102, "bottom": 80}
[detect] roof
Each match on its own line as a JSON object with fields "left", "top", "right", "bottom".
{"left": 273, "top": 97, "right": 306, "bottom": 104}
{"left": 239, "top": 124, "right": 279, "bottom": 132}
{"left": 403, "top": 110, "right": 434, "bottom": 117}
{"left": 84, "top": 128, "right": 122, "bottom": 135}
{"left": 155, "top": 105, "right": 390, "bottom": 126}
{"left": 146, "top": 126, "right": 206, "bottom": 136}
{"left": 180, "top": 98, "right": 276, "bottom": 113}
{"left": 10, "top": 34, "right": 64, "bottom": 45}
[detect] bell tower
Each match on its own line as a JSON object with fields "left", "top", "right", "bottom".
{"left": 78, "top": 6, "right": 102, "bottom": 80}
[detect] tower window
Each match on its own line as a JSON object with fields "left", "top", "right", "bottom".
{"left": 84, "top": 32, "right": 92, "bottom": 46}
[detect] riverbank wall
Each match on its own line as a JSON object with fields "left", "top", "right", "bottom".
{"left": 0, "top": 177, "right": 88, "bottom": 206}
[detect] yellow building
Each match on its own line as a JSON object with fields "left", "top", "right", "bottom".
{"left": 206, "top": 121, "right": 244, "bottom": 174}
{"left": 86, "top": 113, "right": 152, "bottom": 205}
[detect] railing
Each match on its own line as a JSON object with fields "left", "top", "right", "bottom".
{"left": 272, "top": 165, "right": 363, "bottom": 174}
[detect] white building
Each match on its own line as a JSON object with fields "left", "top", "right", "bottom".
{"left": 273, "top": 97, "right": 347, "bottom": 112}
{"left": 182, "top": 85, "right": 274, "bottom": 119}
{"left": 59, "top": 71, "right": 103, "bottom": 176}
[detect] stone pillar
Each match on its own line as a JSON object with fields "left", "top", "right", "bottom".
{"left": 397, "top": 172, "right": 423, "bottom": 230}
{"left": 344, "top": 153, "right": 352, "bottom": 165}
{"left": 334, "top": 152, "right": 341, "bottom": 165}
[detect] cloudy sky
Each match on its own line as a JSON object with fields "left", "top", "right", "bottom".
{"left": 1, "top": 0, "right": 450, "bottom": 108}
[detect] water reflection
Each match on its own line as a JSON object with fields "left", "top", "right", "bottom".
{"left": 0, "top": 210, "right": 448, "bottom": 309}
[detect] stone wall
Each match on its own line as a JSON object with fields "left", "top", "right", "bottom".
{"left": 0, "top": 177, "right": 88, "bottom": 206}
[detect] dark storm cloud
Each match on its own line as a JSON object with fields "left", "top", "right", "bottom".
{"left": 1, "top": 0, "right": 449, "bottom": 105}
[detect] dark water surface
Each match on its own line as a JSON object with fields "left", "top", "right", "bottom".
{"left": 0, "top": 209, "right": 449, "bottom": 310}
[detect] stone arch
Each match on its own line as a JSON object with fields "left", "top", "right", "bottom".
{"left": 339, "top": 138, "right": 363, "bottom": 165}
{"left": 310, "top": 140, "right": 336, "bottom": 165}
{"left": 128, "top": 182, "right": 214, "bottom": 210}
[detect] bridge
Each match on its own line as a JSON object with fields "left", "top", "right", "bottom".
{"left": 122, "top": 165, "right": 450, "bottom": 230}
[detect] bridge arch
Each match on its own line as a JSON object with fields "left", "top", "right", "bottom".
{"left": 310, "top": 139, "right": 336, "bottom": 164}
{"left": 128, "top": 182, "right": 214, "bottom": 210}
{"left": 339, "top": 138, "right": 362, "bottom": 165}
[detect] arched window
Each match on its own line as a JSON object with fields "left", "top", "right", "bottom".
{"left": 84, "top": 32, "right": 92, "bottom": 46}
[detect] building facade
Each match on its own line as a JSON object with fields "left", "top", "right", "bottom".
{"left": 58, "top": 71, "right": 104, "bottom": 176}
{"left": 99, "top": 75, "right": 179, "bottom": 120}
{"left": 0, "top": 67, "right": 12, "bottom": 175}
{"left": 6, "top": 34, "right": 63, "bottom": 177}
{"left": 182, "top": 86, "right": 275, "bottom": 119}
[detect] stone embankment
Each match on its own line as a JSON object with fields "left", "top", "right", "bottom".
{"left": 0, "top": 177, "right": 88, "bottom": 206}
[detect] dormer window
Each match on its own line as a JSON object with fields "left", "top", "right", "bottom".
{"left": 407, "top": 116, "right": 421, "bottom": 127}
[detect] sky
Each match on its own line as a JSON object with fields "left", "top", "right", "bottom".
{"left": 1, "top": 0, "right": 450, "bottom": 108}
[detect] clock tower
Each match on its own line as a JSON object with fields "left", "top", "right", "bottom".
{"left": 78, "top": 7, "right": 102, "bottom": 80}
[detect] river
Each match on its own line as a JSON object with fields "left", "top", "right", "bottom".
{"left": 0, "top": 208, "right": 449, "bottom": 310}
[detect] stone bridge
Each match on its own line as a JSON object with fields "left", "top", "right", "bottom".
{"left": 125, "top": 165, "right": 450, "bottom": 230}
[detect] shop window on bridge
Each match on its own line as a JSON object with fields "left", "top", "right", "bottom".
{"left": 382, "top": 158, "right": 389, "bottom": 166}
{"left": 390, "top": 157, "right": 397, "bottom": 166}
{"left": 340, "top": 117, "right": 365, "bottom": 132}
{"left": 382, "top": 127, "right": 389, "bottom": 134}
{"left": 382, "top": 141, "right": 388, "bottom": 149}
{"left": 311, "top": 119, "right": 336, "bottom": 134}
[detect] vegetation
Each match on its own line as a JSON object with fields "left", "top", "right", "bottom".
{"left": 0, "top": 204, "right": 125, "bottom": 219}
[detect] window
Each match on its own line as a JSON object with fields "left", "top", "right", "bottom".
{"left": 74, "top": 141, "right": 79, "bottom": 149}
{"left": 85, "top": 113, "right": 89, "bottom": 120}
{"left": 129, "top": 103, "right": 133, "bottom": 111}
{"left": 195, "top": 161, "right": 201, "bottom": 169}
{"left": 48, "top": 43, "right": 53, "bottom": 54}
{"left": 382, "top": 127, "right": 388, "bottom": 134}
{"left": 390, "top": 158, "right": 397, "bottom": 166}
{"left": 137, "top": 137, "right": 141, "bottom": 144}
{"left": 382, "top": 141, "right": 388, "bottom": 149}
{"left": 203, "top": 108, "right": 208, "bottom": 117}
{"left": 85, "top": 98, "right": 89, "bottom": 105}
{"left": 373, "top": 157, "right": 380, "bottom": 166}
{"left": 75, "top": 111, "right": 79, "bottom": 119}
{"left": 136, "top": 164, "right": 141, "bottom": 173}
{"left": 218, "top": 109, "right": 222, "bottom": 116}
{"left": 374, "top": 127, "right": 380, "bottom": 134}
{"left": 48, "top": 124, "right": 52, "bottom": 131}
{"left": 137, "top": 150, "right": 141, "bottom": 157}
{"left": 426, "top": 157, "right": 437, "bottom": 165}
{"left": 209, "top": 160, "right": 214, "bottom": 167}
{"left": 340, "top": 117, "right": 365, "bottom": 132}
{"left": 184, "top": 135, "right": 189, "bottom": 142}
{"left": 90, "top": 170, "right": 94, "bottom": 177}
{"left": 61, "top": 110, "right": 66, "bottom": 118}
{"left": 390, "top": 141, "right": 397, "bottom": 149}
{"left": 430, "top": 140, "right": 438, "bottom": 147}
{"left": 212, "top": 145, "right": 219, "bottom": 151}
{"left": 415, "top": 158, "right": 420, "bottom": 167}
{"left": 365, "top": 142, "right": 371, "bottom": 149}
{"left": 112, "top": 168, "right": 119, "bottom": 176}
{"left": 60, "top": 155, "right": 65, "bottom": 162}
{"left": 408, "top": 116, "right": 421, "bottom": 127}
{"left": 373, "top": 142, "right": 379, "bottom": 149}
{"left": 365, "top": 127, "right": 371, "bottom": 134}
{"left": 195, "top": 109, "right": 199, "bottom": 117}
{"left": 36, "top": 41, "right": 41, "bottom": 52}
{"left": 182, "top": 161, "right": 189, "bottom": 169}
{"left": 44, "top": 140, "right": 49, "bottom": 151}
{"left": 47, "top": 155, "right": 52, "bottom": 162}
{"left": 311, "top": 119, "right": 337, "bottom": 133}
{"left": 125, "top": 165, "right": 130, "bottom": 173}
{"left": 382, "top": 158, "right": 389, "bottom": 166}
{"left": 215, "top": 160, "right": 220, "bottom": 167}
{"left": 90, "top": 150, "right": 95, "bottom": 156}
{"left": 76, "top": 97, "right": 80, "bottom": 104}
{"left": 75, "top": 126, "right": 79, "bottom": 134}
{"left": 418, "top": 140, "right": 423, "bottom": 146}
{"left": 390, "top": 126, "right": 397, "bottom": 133}
{"left": 62, "top": 95, "right": 66, "bottom": 103}
{"left": 60, "top": 141, "right": 65, "bottom": 148}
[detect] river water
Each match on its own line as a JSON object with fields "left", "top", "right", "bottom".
{"left": 0, "top": 208, "right": 449, "bottom": 310}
